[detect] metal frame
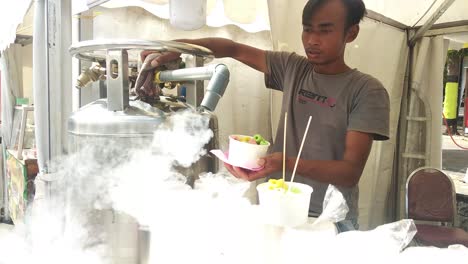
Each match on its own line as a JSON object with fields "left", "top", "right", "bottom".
{"left": 401, "top": 90, "right": 433, "bottom": 166}
{"left": 69, "top": 39, "right": 213, "bottom": 62}
{"left": 365, "top": 10, "right": 407, "bottom": 31}
{"left": 16, "top": 106, "right": 35, "bottom": 160}
{"left": 86, "top": 0, "right": 110, "bottom": 9}
{"left": 32, "top": 0, "right": 72, "bottom": 173}
{"left": 32, "top": 0, "right": 50, "bottom": 174}
{"left": 405, "top": 167, "right": 458, "bottom": 226}
{"left": 425, "top": 25, "right": 468, "bottom": 37}
{"left": 409, "top": 0, "right": 457, "bottom": 46}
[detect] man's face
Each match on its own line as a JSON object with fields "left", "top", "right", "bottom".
{"left": 301, "top": 0, "right": 356, "bottom": 65}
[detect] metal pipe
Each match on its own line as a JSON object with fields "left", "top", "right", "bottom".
{"left": 201, "top": 64, "right": 229, "bottom": 112}
{"left": 409, "top": 0, "right": 456, "bottom": 47}
{"left": 157, "top": 64, "right": 216, "bottom": 81}
{"left": 33, "top": 0, "right": 49, "bottom": 173}
{"left": 158, "top": 64, "right": 230, "bottom": 111}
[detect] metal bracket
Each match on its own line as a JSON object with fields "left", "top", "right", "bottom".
{"left": 106, "top": 50, "right": 129, "bottom": 111}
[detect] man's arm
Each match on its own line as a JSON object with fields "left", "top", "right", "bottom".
{"left": 142, "top": 38, "right": 267, "bottom": 73}
{"left": 291, "top": 130, "right": 373, "bottom": 187}
{"left": 225, "top": 130, "right": 373, "bottom": 188}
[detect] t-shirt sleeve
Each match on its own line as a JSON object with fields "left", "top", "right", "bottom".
{"left": 264, "top": 51, "right": 294, "bottom": 91}
{"left": 348, "top": 78, "right": 390, "bottom": 141}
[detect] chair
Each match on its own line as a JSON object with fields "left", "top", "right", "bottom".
{"left": 405, "top": 167, "right": 468, "bottom": 247}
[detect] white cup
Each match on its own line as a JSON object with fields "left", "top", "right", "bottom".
{"left": 169, "top": 0, "right": 207, "bottom": 30}
{"left": 228, "top": 135, "right": 269, "bottom": 168}
{"left": 256, "top": 182, "right": 313, "bottom": 227}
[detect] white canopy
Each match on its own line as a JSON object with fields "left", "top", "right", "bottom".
{"left": 365, "top": 0, "right": 468, "bottom": 27}
{"left": 77, "top": 0, "right": 468, "bottom": 28}
{"left": 3, "top": 0, "right": 468, "bottom": 51}
{"left": 0, "top": 0, "right": 31, "bottom": 52}
{"left": 77, "top": 0, "right": 468, "bottom": 31}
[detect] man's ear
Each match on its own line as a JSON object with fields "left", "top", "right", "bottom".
{"left": 346, "top": 24, "right": 359, "bottom": 43}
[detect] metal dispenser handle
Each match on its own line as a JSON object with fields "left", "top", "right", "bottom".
{"left": 156, "top": 64, "right": 229, "bottom": 111}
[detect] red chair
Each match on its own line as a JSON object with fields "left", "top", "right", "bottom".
{"left": 406, "top": 167, "right": 468, "bottom": 247}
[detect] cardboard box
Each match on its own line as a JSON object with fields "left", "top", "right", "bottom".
{"left": 5, "top": 149, "right": 38, "bottom": 224}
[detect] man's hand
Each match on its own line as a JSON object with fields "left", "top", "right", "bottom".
{"left": 224, "top": 152, "right": 284, "bottom": 181}
{"left": 134, "top": 51, "right": 182, "bottom": 97}
{"left": 140, "top": 50, "right": 181, "bottom": 68}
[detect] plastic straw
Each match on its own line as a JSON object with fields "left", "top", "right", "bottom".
{"left": 289, "top": 116, "right": 312, "bottom": 191}
{"left": 282, "top": 112, "right": 288, "bottom": 183}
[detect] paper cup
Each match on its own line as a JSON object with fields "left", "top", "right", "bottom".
{"left": 228, "top": 135, "right": 269, "bottom": 168}
{"left": 256, "top": 182, "right": 313, "bottom": 227}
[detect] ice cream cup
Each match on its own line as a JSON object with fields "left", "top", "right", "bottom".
{"left": 228, "top": 135, "right": 269, "bottom": 169}
{"left": 256, "top": 181, "right": 313, "bottom": 227}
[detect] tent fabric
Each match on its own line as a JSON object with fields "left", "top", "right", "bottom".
{"left": 364, "top": 0, "right": 468, "bottom": 27}
{"left": 0, "top": 44, "right": 24, "bottom": 148}
{"left": 73, "top": 0, "right": 468, "bottom": 29}
{"left": 398, "top": 36, "right": 446, "bottom": 219}
{"left": 2, "top": 0, "right": 468, "bottom": 52}
{"left": 0, "top": 0, "right": 31, "bottom": 52}
{"left": 349, "top": 23, "right": 409, "bottom": 229}
{"left": 75, "top": 0, "right": 270, "bottom": 33}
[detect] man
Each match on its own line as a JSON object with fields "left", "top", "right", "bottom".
{"left": 144, "top": 0, "right": 390, "bottom": 228}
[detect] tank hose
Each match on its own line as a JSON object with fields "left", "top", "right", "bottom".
{"left": 442, "top": 113, "right": 468, "bottom": 150}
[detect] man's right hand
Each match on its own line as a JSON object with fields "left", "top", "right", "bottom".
{"left": 140, "top": 50, "right": 182, "bottom": 68}
{"left": 134, "top": 51, "right": 182, "bottom": 98}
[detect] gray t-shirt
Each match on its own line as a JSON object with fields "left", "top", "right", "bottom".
{"left": 265, "top": 51, "right": 390, "bottom": 222}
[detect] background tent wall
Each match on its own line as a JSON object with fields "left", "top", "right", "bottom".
{"left": 398, "top": 37, "right": 447, "bottom": 219}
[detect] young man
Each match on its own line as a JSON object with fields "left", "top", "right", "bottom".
{"left": 145, "top": 0, "right": 389, "bottom": 227}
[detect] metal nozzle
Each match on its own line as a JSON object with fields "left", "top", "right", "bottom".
{"left": 75, "top": 63, "right": 106, "bottom": 89}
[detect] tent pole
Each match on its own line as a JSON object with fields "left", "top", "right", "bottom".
{"left": 33, "top": 0, "right": 50, "bottom": 174}
{"left": 425, "top": 25, "right": 468, "bottom": 37}
{"left": 366, "top": 10, "right": 407, "bottom": 31}
{"left": 395, "top": 30, "right": 413, "bottom": 220}
{"left": 87, "top": 0, "right": 110, "bottom": 9}
{"left": 409, "top": 0, "right": 456, "bottom": 46}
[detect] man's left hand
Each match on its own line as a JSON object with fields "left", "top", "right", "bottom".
{"left": 224, "top": 152, "right": 283, "bottom": 181}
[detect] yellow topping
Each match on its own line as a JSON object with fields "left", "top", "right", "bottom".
{"left": 267, "top": 179, "right": 301, "bottom": 193}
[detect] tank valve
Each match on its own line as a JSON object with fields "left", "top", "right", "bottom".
{"left": 75, "top": 63, "right": 106, "bottom": 89}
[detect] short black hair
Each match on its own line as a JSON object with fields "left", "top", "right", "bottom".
{"left": 302, "top": 0, "right": 367, "bottom": 29}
